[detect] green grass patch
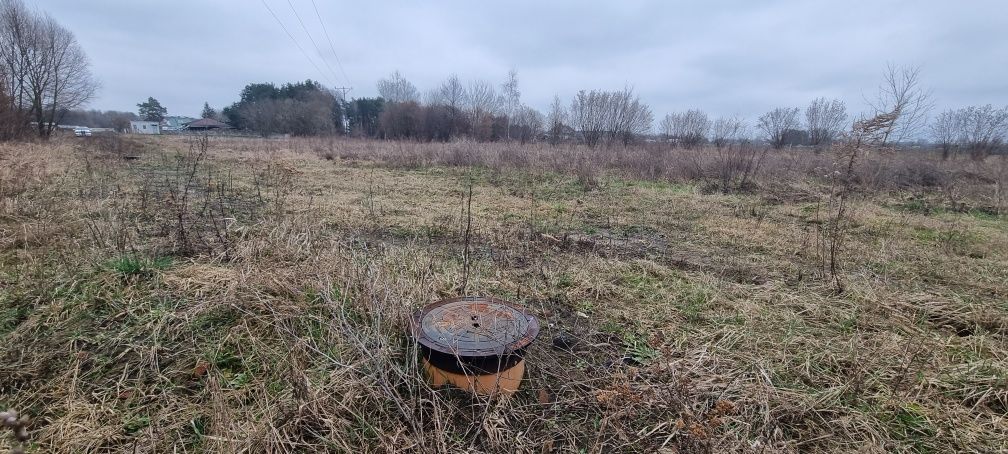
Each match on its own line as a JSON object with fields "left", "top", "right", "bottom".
{"left": 884, "top": 403, "right": 936, "bottom": 449}
{"left": 894, "top": 199, "right": 1005, "bottom": 222}
{"left": 893, "top": 199, "right": 943, "bottom": 216}
{"left": 911, "top": 225, "right": 981, "bottom": 251}
{"left": 622, "top": 331, "right": 659, "bottom": 366}
{"left": 105, "top": 255, "right": 172, "bottom": 278}
{"left": 0, "top": 303, "right": 30, "bottom": 336}
{"left": 678, "top": 283, "right": 712, "bottom": 323}
{"left": 123, "top": 414, "right": 150, "bottom": 435}
{"left": 614, "top": 178, "right": 693, "bottom": 194}
{"left": 213, "top": 350, "right": 253, "bottom": 389}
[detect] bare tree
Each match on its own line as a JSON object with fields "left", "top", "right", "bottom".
{"left": 570, "top": 88, "right": 651, "bottom": 147}
{"left": 547, "top": 94, "right": 567, "bottom": 145}
{"left": 425, "top": 74, "right": 466, "bottom": 138}
{"left": 464, "top": 79, "right": 499, "bottom": 140}
{"left": 1, "top": 0, "right": 97, "bottom": 139}
{"left": 711, "top": 115, "right": 748, "bottom": 148}
{"left": 511, "top": 104, "right": 543, "bottom": 143}
{"left": 0, "top": 68, "right": 19, "bottom": 139}
{"left": 957, "top": 104, "right": 1008, "bottom": 159}
{"left": 660, "top": 109, "right": 710, "bottom": 149}
{"left": 805, "top": 97, "right": 847, "bottom": 147}
{"left": 0, "top": 0, "right": 32, "bottom": 135}
{"left": 426, "top": 74, "right": 464, "bottom": 109}
{"left": 758, "top": 107, "right": 800, "bottom": 149}
{"left": 610, "top": 88, "right": 652, "bottom": 146}
{"left": 868, "top": 64, "right": 933, "bottom": 145}
{"left": 376, "top": 70, "right": 418, "bottom": 104}
{"left": 930, "top": 109, "right": 960, "bottom": 160}
{"left": 570, "top": 90, "right": 610, "bottom": 147}
{"left": 501, "top": 68, "right": 520, "bottom": 140}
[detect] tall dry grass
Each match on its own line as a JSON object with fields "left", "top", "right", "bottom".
{"left": 1, "top": 134, "right": 1006, "bottom": 452}
{"left": 202, "top": 136, "right": 1007, "bottom": 213}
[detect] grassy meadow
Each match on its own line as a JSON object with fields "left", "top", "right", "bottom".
{"left": 1, "top": 134, "right": 1006, "bottom": 453}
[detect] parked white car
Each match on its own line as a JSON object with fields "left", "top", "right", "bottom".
{"left": 73, "top": 127, "right": 92, "bottom": 137}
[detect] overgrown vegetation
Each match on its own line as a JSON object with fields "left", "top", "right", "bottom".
{"left": 1, "top": 134, "right": 1006, "bottom": 452}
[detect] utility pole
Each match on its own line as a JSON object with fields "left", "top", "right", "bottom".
{"left": 334, "top": 86, "right": 352, "bottom": 134}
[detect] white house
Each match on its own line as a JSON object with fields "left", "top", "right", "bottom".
{"left": 130, "top": 121, "right": 161, "bottom": 135}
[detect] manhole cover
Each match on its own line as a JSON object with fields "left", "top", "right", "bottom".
{"left": 412, "top": 296, "right": 539, "bottom": 375}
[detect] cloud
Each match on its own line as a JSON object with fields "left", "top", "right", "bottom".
{"left": 32, "top": 0, "right": 1008, "bottom": 121}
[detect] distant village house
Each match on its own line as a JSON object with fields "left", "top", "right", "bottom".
{"left": 129, "top": 120, "right": 161, "bottom": 135}
{"left": 185, "top": 118, "right": 229, "bottom": 131}
{"left": 162, "top": 116, "right": 196, "bottom": 132}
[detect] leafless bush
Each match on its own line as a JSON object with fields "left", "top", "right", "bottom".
{"left": 805, "top": 97, "right": 847, "bottom": 147}
{"left": 930, "top": 104, "right": 1008, "bottom": 160}
{"left": 930, "top": 109, "right": 959, "bottom": 159}
{"left": 463, "top": 80, "right": 500, "bottom": 141}
{"left": 758, "top": 107, "right": 800, "bottom": 149}
{"left": 134, "top": 135, "right": 289, "bottom": 257}
{"left": 660, "top": 110, "right": 710, "bottom": 149}
{"left": 818, "top": 110, "right": 900, "bottom": 292}
{"left": 710, "top": 116, "right": 748, "bottom": 148}
{"left": 868, "top": 64, "right": 933, "bottom": 145}
{"left": 230, "top": 134, "right": 1005, "bottom": 216}
{"left": 709, "top": 142, "right": 768, "bottom": 192}
{"left": 547, "top": 94, "right": 569, "bottom": 145}
{"left": 570, "top": 87, "right": 652, "bottom": 147}
{"left": 376, "top": 70, "right": 419, "bottom": 104}
{"left": 510, "top": 105, "right": 544, "bottom": 144}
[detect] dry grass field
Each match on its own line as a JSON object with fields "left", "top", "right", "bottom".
{"left": 1, "top": 135, "right": 1007, "bottom": 453}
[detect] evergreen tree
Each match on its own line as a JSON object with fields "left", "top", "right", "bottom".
{"left": 137, "top": 97, "right": 167, "bottom": 122}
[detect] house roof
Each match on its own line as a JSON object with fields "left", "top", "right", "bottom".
{"left": 185, "top": 118, "right": 228, "bottom": 129}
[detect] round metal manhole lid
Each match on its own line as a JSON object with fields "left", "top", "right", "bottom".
{"left": 412, "top": 296, "right": 540, "bottom": 357}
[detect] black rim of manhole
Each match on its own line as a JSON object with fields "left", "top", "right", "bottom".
{"left": 412, "top": 296, "right": 540, "bottom": 375}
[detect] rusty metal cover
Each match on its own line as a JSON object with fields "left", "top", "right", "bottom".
{"left": 412, "top": 296, "right": 539, "bottom": 375}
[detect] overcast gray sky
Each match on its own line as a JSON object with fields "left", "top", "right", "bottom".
{"left": 31, "top": 0, "right": 1008, "bottom": 121}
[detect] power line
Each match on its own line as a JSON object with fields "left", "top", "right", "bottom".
{"left": 284, "top": 0, "right": 343, "bottom": 86}
{"left": 259, "top": 0, "right": 334, "bottom": 86}
{"left": 310, "top": 0, "right": 351, "bottom": 88}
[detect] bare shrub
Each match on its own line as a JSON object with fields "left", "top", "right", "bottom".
{"left": 931, "top": 104, "right": 1008, "bottom": 160}
{"left": 463, "top": 80, "right": 500, "bottom": 141}
{"left": 570, "top": 88, "right": 652, "bottom": 147}
{"left": 710, "top": 116, "right": 748, "bottom": 148}
{"left": 930, "top": 109, "right": 960, "bottom": 160}
{"left": 710, "top": 142, "right": 768, "bottom": 192}
{"left": 805, "top": 97, "right": 847, "bottom": 148}
{"left": 510, "top": 105, "right": 544, "bottom": 144}
{"left": 376, "top": 70, "right": 419, "bottom": 104}
{"left": 818, "top": 110, "right": 900, "bottom": 292}
{"left": 547, "top": 94, "right": 569, "bottom": 145}
{"left": 868, "top": 64, "right": 933, "bottom": 145}
{"left": 120, "top": 136, "right": 292, "bottom": 257}
{"left": 660, "top": 110, "right": 710, "bottom": 149}
{"left": 758, "top": 107, "right": 800, "bottom": 149}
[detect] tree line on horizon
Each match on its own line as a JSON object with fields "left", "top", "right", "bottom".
{"left": 1, "top": 0, "right": 1005, "bottom": 158}
{"left": 186, "top": 68, "right": 1004, "bottom": 159}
